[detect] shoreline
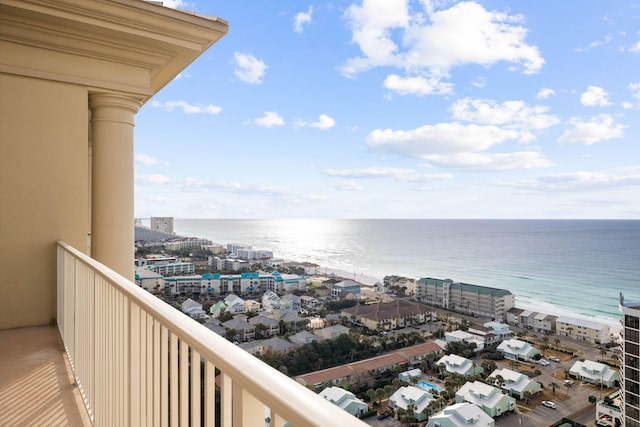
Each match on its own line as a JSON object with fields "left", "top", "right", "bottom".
{"left": 315, "top": 264, "right": 623, "bottom": 335}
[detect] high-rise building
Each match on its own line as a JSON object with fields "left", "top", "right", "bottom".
{"left": 620, "top": 293, "right": 640, "bottom": 427}
{"left": 150, "top": 216, "right": 174, "bottom": 234}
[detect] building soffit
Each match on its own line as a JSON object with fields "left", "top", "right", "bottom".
{"left": 0, "top": 0, "right": 228, "bottom": 101}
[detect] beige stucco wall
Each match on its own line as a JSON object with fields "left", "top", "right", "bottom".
{"left": 0, "top": 74, "right": 90, "bottom": 328}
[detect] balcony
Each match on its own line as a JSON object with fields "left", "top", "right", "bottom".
{"left": 0, "top": 241, "right": 366, "bottom": 426}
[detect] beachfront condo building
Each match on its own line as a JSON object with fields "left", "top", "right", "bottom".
{"left": 150, "top": 216, "right": 174, "bottom": 234}
{"left": 0, "top": 1, "right": 364, "bottom": 426}
{"left": 620, "top": 294, "right": 640, "bottom": 427}
{"left": 416, "top": 278, "right": 515, "bottom": 321}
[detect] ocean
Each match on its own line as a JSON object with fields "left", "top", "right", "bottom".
{"left": 174, "top": 219, "right": 640, "bottom": 328}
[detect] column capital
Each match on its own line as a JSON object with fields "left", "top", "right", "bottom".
{"left": 89, "top": 93, "right": 142, "bottom": 125}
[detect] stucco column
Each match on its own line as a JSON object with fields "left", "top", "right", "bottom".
{"left": 89, "top": 93, "right": 142, "bottom": 280}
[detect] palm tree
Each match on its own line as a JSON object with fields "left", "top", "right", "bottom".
{"left": 550, "top": 380, "right": 557, "bottom": 395}
{"left": 566, "top": 326, "right": 574, "bottom": 339}
{"left": 523, "top": 390, "right": 532, "bottom": 404}
{"left": 554, "top": 338, "right": 561, "bottom": 349}
{"left": 533, "top": 369, "right": 542, "bottom": 380}
{"left": 600, "top": 348, "right": 608, "bottom": 362}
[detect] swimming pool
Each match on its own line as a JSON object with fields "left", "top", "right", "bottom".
{"left": 416, "top": 380, "right": 444, "bottom": 392}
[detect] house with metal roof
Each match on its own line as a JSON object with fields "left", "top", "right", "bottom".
{"left": 319, "top": 387, "right": 368, "bottom": 416}
{"left": 428, "top": 402, "right": 495, "bottom": 427}
{"left": 436, "top": 354, "right": 483, "bottom": 377}
{"left": 488, "top": 368, "right": 542, "bottom": 399}
{"left": 456, "top": 381, "right": 516, "bottom": 417}
{"left": 496, "top": 339, "right": 540, "bottom": 362}
{"left": 569, "top": 360, "right": 620, "bottom": 388}
{"left": 389, "top": 386, "right": 435, "bottom": 421}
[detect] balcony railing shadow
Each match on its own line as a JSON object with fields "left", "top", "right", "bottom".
{"left": 0, "top": 326, "right": 92, "bottom": 426}
{"left": 57, "top": 241, "right": 366, "bottom": 426}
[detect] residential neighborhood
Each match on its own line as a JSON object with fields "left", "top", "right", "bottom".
{"left": 131, "top": 238, "right": 624, "bottom": 427}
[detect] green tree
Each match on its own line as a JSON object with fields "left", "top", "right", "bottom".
{"left": 523, "top": 390, "right": 532, "bottom": 404}
{"left": 550, "top": 379, "right": 557, "bottom": 395}
{"left": 366, "top": 388, "right": 376, "bottom": 402}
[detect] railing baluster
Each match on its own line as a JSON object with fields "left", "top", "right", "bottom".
{"left": 204, "top": 360, "right": 215, "bottom": 427}
{"left": 170, "top": 334, "right": 179, "bottom": 427}
{"left": 221, "top": 373, "right": 232, "bottom": 427}
{"left": 146, "top": 313, "right": 154, "bottom": 426}
{"left": 130, "top": 302, "right": 141, "bottom": 426}
{"left": 180, "top": 340, "right": 189, "bottom": 426}
{"left": 161, "top": 326, "right": 169, "bottom": 427}
{"left": 154, "top": 320, "right": 161, "bottom": 426}
{"left": 191, "top": 349, "right": 201, "bottom": 426}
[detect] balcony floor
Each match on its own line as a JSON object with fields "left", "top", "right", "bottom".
{"left": 0, "top": 325, "right": 91, "bottom": 426}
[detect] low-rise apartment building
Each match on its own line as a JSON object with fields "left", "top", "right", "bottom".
{"left": 556, "top": 316, "right": 611, "bottom": 344}
{"left": 416, "top": 278, "right": 515, "bottom": 321}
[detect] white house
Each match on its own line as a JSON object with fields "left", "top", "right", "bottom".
{"left": 436, "top": 354, "right": 483, "bottom": 377}
{"left": 389, "top": 386, "right": 434, "bottom": 422}
{"left": 319, "top": 387, "right": 368, "bottom": 416}
{"left": 569, "top": 360, "right": 621, "bottom": 388}
{"left": 399, "top": 368, "right": 423, "bottom": 382}
{"left": 262, "top": 290, "right": 281, "bottom": 311}
{"left": 482, "top": 322, "right": 513, "bottom": 341}
{"left": 488, "top": 368, "right": 541, "bottom": 399}
{"left": 428, "top": 402, "right": 495, "bottom": 427}
{"left": 496, "top": 339, "right": 540, "bottom": 361}
{"left": 181, "top": 298, "right": 206, "bottom": 319}
{"left": 445, "top": 330, "right": 485, "bottom": 351}
{"left": 456, "top": 381, "right": 516, "bottom": 417}
{"left": 224, "top": 294, "right": 247, "bottom": 314}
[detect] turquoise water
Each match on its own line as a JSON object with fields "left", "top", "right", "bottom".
{"left": 174, "top": 219, "right": 640, "bottom": 326}
{"left": 417, "top": 381, "right": 444, "bottom": 392}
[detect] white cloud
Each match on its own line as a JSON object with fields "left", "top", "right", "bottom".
{"left": 537, "top": 87, "right": 555, "bottom": 99}
{"left": 589, "top": 34, "right": 613, "bottom": 48}
{"left": 628, "top": 40, "right": 640, "bottom": 53}
{"left": 367, "top": 122, "right": 520, "bottom": 158}
{"left": 160, "top": 0, "right": 189, "bottom": 9}
{"left": 558, "top": 114, "right": 625, "bottom": 145}
{"left": 532, "top": 167, "right": 640, "bottom": 191}
{"left": 150, "top": 100, "right": 221, "bottom": 115}
{"left": 323, "top": 166, "right": 452, "bottom": 182}
{"left": 629, "top": 82, "right": 640, "bottom": 100}
{"left": 450, "top": 98, "right": 560, "bottom": 131}
{"left": 293, "top": 6, "right": 313, "bottom": 33}
{"left": 341, "top": 1, "right": 544, "bottom": 81}
{"left": 137, "top": 174, "right": 172, "bottom": 184}
{"left": 135, "top": 154, "right": 171, "bottom": 166}
{"left": 422, "top": 151, "right": 554, "bottom": 171}
{"left": 333, "top": 181, "right": 363, "bottom": 191}
{"left": 234, "top": 52, "right": 267, "bottom": 84}
{"left": 253, "top": 112, "right": 285, "bottom": 127}
{"left": 383, "top": 74, "right": 454, "bottom": 96}
{"left": 580, "top": 85, "right": 611, "bottom": 107}
{"left": 298, "top": 114, "right": 336, "bottom": 129}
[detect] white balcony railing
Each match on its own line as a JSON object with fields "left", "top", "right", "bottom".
{"left": 57, "top": 241, "right": 366, "bottom": 426}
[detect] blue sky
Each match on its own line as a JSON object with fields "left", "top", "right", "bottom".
{"left": 134, "top": 0, "right": 640, "bottom": 219}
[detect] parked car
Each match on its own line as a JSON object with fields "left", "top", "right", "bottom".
{"left": 536, "top": 359, "right": 550, "bottom": 366}
{"left": 541, "top": 401, "right": 557, "bottom": 409}
{"left": 564, "top": 380, "right": 574, "bottom": 386}
{"left": 548, "top": 356, "right": 560, "bottom": 362}
{"left": 377, "top": 413, "right": 390, "bottom": 420}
